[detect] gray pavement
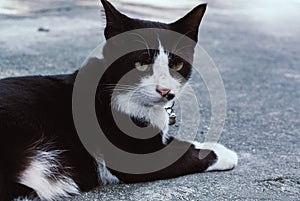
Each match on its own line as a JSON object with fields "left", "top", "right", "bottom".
{"left": 0, "top": 0, "right": 299, "bottom": 200}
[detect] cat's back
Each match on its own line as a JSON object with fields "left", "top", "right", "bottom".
{"left": 0, "top": 74, "right": 77, "bottom": 149}
{"left": 0, "top": 74, "right": 74, "bottom": 130}
{"left": 0, "top": 74, "right": 71, "bottom": 107}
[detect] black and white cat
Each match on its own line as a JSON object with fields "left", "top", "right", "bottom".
{"left": 0, "top": 0, "right": 237, "bottom": 200}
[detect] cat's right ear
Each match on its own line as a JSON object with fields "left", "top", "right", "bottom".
{"left": 170, "top": 3, "right": 207, "bottom": 42}
{"left": 101, "top": 0, "right": 132, "bottom": 39}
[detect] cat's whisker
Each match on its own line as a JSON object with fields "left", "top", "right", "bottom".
{"left": 134, "top": 39, "right": 151, "bottom": 55}
{"left": 177, "top": 87, "right": 196, "bottom": 97}
{"left": 112, "top": 87, "right": 136, "bottom": 90}
{"left": 129, "top": 33, "right": 151, "bottom": 57}
{"left": 100, "top": 86, "right": 137, "bottom": 95}
{"left": 102, "top": 89, "right": 133, "bottom": 92}
{"left": 178, "top": 90, "right": 194, "bottom": 97}
{"left": 101, "top": 85, "right": 137, "bottom": 90}
{"left": 101, "top": 89, "right": 131, "bottom": 93}
{"left": 172, "top": 29, "right": 196, "bottom": 54}
{"left": 103, "top": 89, "right": 135, "bottom": 94}
{"left": 174, "top": 44, "right": 196, "bottom": 56}
{"left": 172, "top": 33, "right": 186, "bottom": 54}
{"left": 100, "top": 84, "right": 137, "bottom": 88}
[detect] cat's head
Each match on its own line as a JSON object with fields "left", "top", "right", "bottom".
{"left": 99, "top": 0, "right": 206, "bottom": 112}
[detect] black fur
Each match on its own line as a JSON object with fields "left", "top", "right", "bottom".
{"left": 0, "top": 1, "right": 217, "bottom": 200}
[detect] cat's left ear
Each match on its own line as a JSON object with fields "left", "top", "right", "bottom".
{"left": 101, "top": 0, "right": 133, "bottom": 39}
{"left": 170, "top": 4, "right": 207, "bottom": 42}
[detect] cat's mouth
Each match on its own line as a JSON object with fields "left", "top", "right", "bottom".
{"left": 142, "top": 96, "right": 175, "bottom": 107}
{"left": 154, "top": 95, "right": 175, "bottom": 104}
{"left": 111, "top": 84, "right": 176, "bottom": 108}
{"left": 138, "top": 90, "right": 175, "bottom": 106}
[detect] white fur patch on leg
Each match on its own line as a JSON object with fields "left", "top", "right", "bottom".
{"left": 18, "top": 150, "right": 79, "bottom": 201}
{"left": 191, "top": 142, "right": 238, "bottom": 171}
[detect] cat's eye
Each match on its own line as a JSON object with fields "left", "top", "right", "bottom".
{"left": 171, "top": 62, "right": 184, "bottom": 71}
{"left": 135, "top": 62, "right": 149, "bottom": 72}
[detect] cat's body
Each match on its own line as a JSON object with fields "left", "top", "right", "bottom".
{"left": 0, "top": 1, "right": 237, "bottom": 200}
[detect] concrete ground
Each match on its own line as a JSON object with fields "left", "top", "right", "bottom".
{"left": 0, "top": 0, "right": 299, "bottom": 200}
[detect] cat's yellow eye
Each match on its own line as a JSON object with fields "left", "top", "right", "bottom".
{"left": 135, "top": 62, "right": 149, "bottom": 72}
{"left": 171, "top": 62, "right": 184, "bottom": 71}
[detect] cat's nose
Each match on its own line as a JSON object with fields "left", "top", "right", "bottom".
{"left": 156, "top": 86, "right": 175, "bottom": 100}
{"left": 156, "top": 85, "right": 170, "bottom": 96}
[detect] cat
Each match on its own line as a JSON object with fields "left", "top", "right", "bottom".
{"left": 0, "top": 0, "right": 237, "bottom": 200}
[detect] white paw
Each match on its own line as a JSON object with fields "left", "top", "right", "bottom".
{"left": 192, "top": 142, "right": 238, "bottom": 171}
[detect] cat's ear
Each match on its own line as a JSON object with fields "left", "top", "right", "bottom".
{"left": 170, "top": 4, "right": 207, "bottom": 42}
{"left": 101, "top": 0, "right": 132, "bottom": 39}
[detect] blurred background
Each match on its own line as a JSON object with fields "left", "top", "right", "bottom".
{"left": 0, "top": 0, "right": 299, "bottom": 76}
{"left": 0, "top": 0, "right": 299, "bottom": 200}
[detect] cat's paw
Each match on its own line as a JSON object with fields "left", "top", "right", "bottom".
{"left": 192, "top": 142, "right": 238, "bottom": 171}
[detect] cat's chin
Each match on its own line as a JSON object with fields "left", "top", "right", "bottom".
{"left": 142, "top": 99, "right": 170, "bottom": 108}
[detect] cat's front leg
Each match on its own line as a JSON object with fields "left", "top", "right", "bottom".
{"left": 191, "top": 142, "right": 238, "bottom": 171}
{"left": 111, "top": 139, "right": 237, "bottom": 183}
{"left": 149, "top": 105, "right": 170, "bottom": 144}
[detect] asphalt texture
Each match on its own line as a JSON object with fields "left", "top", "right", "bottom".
{"left": 0, "top": 0, "right": 299, "bottom": 200}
